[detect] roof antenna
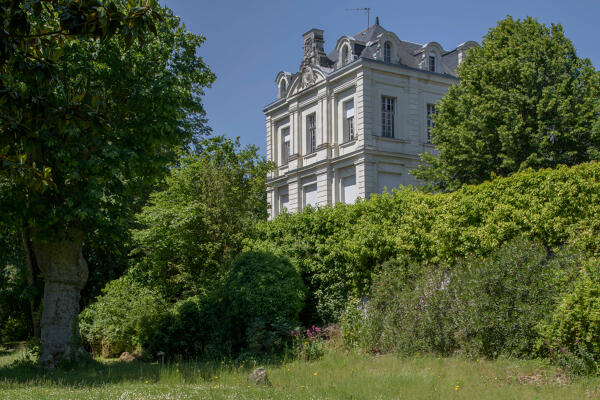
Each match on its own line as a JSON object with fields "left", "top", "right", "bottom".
{"left": 346, "top": 8, "right": 371, "bottom": 30}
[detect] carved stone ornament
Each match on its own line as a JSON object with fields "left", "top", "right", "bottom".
{"left": 301, "top": 66, "right": 316, "bottom": 89}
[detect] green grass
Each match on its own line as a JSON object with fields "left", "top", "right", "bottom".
{"left": 1, "top": 347, "right": 600, "bottom": 399}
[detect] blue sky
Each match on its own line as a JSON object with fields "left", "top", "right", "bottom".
{"left": 161, "top": 0, "right": 600, "bottom": 155}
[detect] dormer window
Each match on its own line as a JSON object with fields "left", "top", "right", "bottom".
{"left": 428, "top": 55, "right": 436, "bottom": 72}
{"left": 384, "top": 41, "right": 391, "bottom": 63}
{"left": 342, "top": 45, "right": 349, "bottom": 65}
{"left": 279, "top": 80, "right": 287, "bottom": 98}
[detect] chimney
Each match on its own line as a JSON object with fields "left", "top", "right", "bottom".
{"left": 301, "top": 29, "right": 328, "bottom": 68}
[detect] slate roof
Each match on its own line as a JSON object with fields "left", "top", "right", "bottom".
{"left": 322, "top": 21, "right": 469, "bottom": 77}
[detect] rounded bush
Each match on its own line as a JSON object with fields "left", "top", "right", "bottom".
{"left": 224, "top": 250, "right": 305, "bottom": 355}
{"left": 79, "top": 275, "right": 166, "bottom": 357}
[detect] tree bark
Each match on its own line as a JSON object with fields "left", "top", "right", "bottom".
{"left": 31, "top": 229, "right": 89, "bottom": 369}
{"left": 20, "top": 230, "right": 41, "bottom": 339}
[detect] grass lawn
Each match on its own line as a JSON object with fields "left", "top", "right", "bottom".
{"left": 1, "top": 345, "right": 600, "bottom": 399}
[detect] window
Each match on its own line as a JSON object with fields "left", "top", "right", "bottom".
{"left": 279, "top": 80, "right": 287, "bottom": 98}
{"left": 426, "top": 104, "right": 437, "bottom": 143}
{"left": 342, "top": 45, "right": 349, "bottom": 65}
{"left": 281, "top": 127, "right": 290, "bottom": 164}
{"left": 303, "top": 183, "right": 317, "bottom": 208}
{"left": 428, "top": 55, "right": 436, "bottom": 72}
{"left": 381, "top": 97, "right": 395, "bottom": 138}
{"left": 343, "top": 100, "right": 355, "bottom": 142}
{"left": 279, "top": 193, "right": 289, "bottom": 213}
{"left": 306, "top": 113, "right": 316, "bottom": 153}
{"left": 384, "top": 41, "right": 391, "bottom": 63}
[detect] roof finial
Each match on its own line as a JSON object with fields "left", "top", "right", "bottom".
{"left": 375, "top": 16, "right": 380, "bottom": 25}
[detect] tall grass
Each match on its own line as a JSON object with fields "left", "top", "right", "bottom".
{"left": 1, "top": 347, "right": 600, "bottom": 399}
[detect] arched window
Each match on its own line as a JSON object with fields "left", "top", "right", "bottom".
{"left": 384, "top": 41, "right": 391, "bottom": 63}
{"left": 279, "top": 80, "right": 287, "bottom": 98}
{"left": 342, "top": 45, "right": 349, "bottom": 65}
{"left": 428, "top": 55, "right": 436, "bottom": 72}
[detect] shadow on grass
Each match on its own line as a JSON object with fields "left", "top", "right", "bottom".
{"left": 0, "top": 355, "right": 283, "bottom": 388}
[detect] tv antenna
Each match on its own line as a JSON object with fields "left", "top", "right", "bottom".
{"left": 346, "top": 7, "right": 371, "bottom": 30}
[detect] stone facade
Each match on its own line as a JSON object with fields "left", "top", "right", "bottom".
{"left": 264, "top": 21, "right": 477, "bottom": 219}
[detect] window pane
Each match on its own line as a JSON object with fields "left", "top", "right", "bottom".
{"left": 381, "top": 97, "right": 395, "bottom": 138}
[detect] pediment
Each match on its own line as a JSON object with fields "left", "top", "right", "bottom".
{"left": 288, "top": 66, "right": 326, "bottom": 97}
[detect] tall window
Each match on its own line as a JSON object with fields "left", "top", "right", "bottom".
{"left": 384, "top": 41, "right": 391, "bottom": 63}
{"left": 344, "top": 100, "right": 355, "bottom": 142}
{"left": 279, "top": 80, "right": 287, "bottom": 98}
{"left": 426, "top": 104, "right": 437, "bottom": 143}
{"left": 428, "top": 55, "right": 436, "bottom": 72}
{"left": 342, "top": 45, "right": 349, "bottom": 65}
{"left": 381, "top": 97, "right": 395, "bottom": 138}
{"left": 306, "top": 114, "right": 316, "bottom": 153}
{"left": 281, "top": 127, "right": 290, "bottom": 164}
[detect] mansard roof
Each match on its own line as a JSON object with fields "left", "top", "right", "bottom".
{"left": 326, "top": 21, "right": 476, "bottom": 77}
{"left": 272, "top": 21, "right": 477, "bottom": 101}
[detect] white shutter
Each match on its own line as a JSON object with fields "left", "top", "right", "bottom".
{"left": 343, "top": 175, "right": 358, "bottom": 204}
{"left": 304, "top": 184, "right": 318, "bottom": 208}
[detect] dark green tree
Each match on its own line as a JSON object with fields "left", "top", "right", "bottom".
{"left": 131, "top": 136, "right": 272, "bottom": 301}
{"left": 413, "top": 16, "right": 600, "bottom": 191}
{"left": 0, "top": 1, "right": 214, "bottom": 367}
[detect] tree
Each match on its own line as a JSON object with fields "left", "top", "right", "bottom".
{"left": 131, "top": 136, "right": 272, "bottom": 301}
{"left": 413, "top": 16, "right": 600, "bottom": 191}
{"left": 0, "top": 1, "right": 214, "bottom": 367}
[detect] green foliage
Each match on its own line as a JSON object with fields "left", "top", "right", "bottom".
{"left": 290, "top": 326, "right": 325, "bottom": 361}
{"left": 540, "top": 258, "right": 600, "bottom": 371}
{"left": 131, "top": 136, "right": 271, "bottom": 301}
{"left": 224, "top": 251, "right": 306, "bottom": 356}
{"left": 0, "top": 0, "right": 162, "bottom": 191}
{"left": 448, "top": 239, "right": 575, "bottom": 358}
{"left": 79, "top": 275, "right": 166, "bottom": 357}
{"left": 413, "top": 16, "right": 600, "bottom": 191}
{"left": 250, "top": 162, "right": 600, "bottom": 323}
{"left": 346, "top": 239, "right": 583, "bottom": 360}
{"left": 1, "top": 1, "right": 215, "bottom": 243}
{"left": 137, "top": 295, "right": 217, "bottom": 361}
{"left": 0, "top": 227, "right": 32, "bottom": 343}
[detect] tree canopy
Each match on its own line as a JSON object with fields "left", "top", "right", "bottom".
{"left": 0, "top": 0, "right": 215, "bottom": 368}
{"left": 413, "top": 16, "right": 600, "bottom": 191}
{"left": 131, "top": 136, "right": 272, "bottom": 301}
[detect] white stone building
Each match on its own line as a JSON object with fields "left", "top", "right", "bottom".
{"left": 264, "top": 19, "right": 477, "bottom": 219}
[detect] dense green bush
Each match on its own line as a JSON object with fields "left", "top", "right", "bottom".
{"left": 448, "top": 239, "right": 578, "bottom": 358}
{"left": 224, "top": 250, "right": 306, "bottom": 356}
{"left": 249, "top": 162, "right": 600, "bottom": 322}
{"left": 79, "top": 275, "right": 166, "bottom": 357}
{"left": 137, "top": 295, "right": 219, "bottom": 360}
{"left": 540, "top": 258, "right": 600, "bottom": 373}
{"left": 344, "top": 239, "right": 584, "bottom": 359}
{"left": 342, "top": 259, "right": 453, "bottom": 355}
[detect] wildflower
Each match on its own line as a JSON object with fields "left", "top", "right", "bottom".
{"left": 301, "top": 385, "right": 305, "bottom": 388}
{"left": 145, "top": 380, "right": 149, "bottom": 384}
{"left": 455, "top": 385, "right": 460, "bottom": 391}
{"left": 313, "top": 372, "right": 318, "bottom": 376}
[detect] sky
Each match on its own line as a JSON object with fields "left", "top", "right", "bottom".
{"left": 160, "top": 0, "right": 600, "bottom": 155}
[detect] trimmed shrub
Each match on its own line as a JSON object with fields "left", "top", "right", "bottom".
{"left": 249, "top": 162, "right": 600, "bottom": 322}
{"left": 224, "top": 250, "right": 306, "bottom": 356}
{"left": 79, "top": 275, "right": 166, "bottom": 357}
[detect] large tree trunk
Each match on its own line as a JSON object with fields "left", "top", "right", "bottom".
{"left": 31, "top": 229, "right": 89, "bottom": 369}
{"left": 20, "top": 230, "right": 41, "bottom": 339}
